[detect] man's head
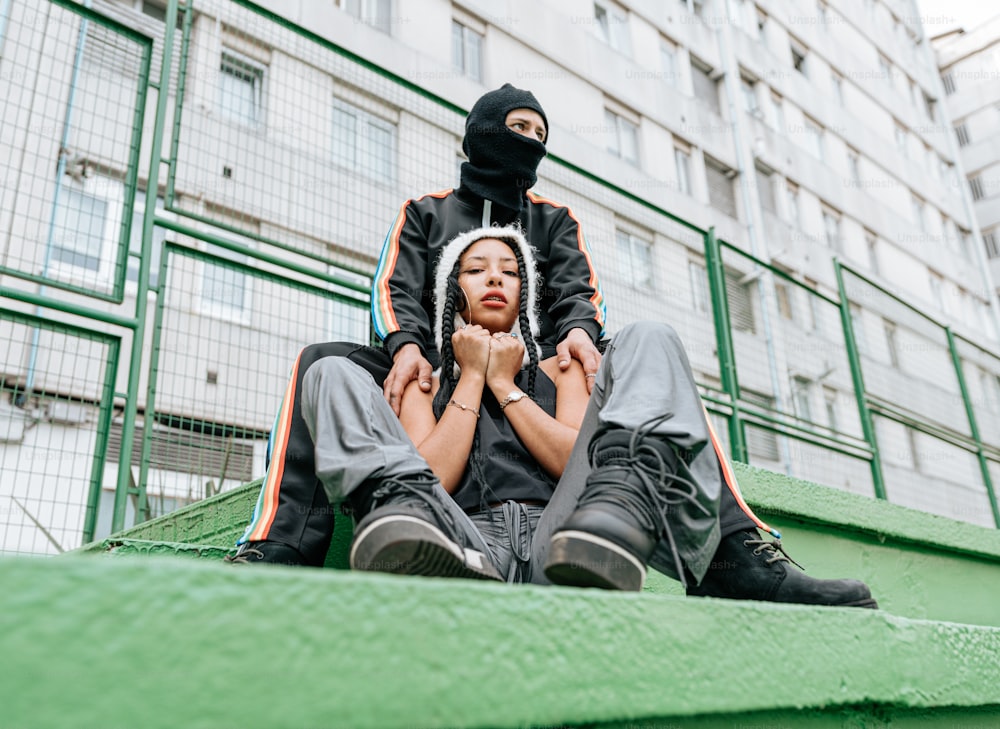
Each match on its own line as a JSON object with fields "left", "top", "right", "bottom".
{"left": 460, "top": 84, "right": 549, "bottom": 208}
{"left": 463, "top": 84, "right": 548, "bottom": 155}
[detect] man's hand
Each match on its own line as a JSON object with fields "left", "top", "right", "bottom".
{"left": 556, "top": 327, "right": 601, "bottom": 394}
{"left": 384, "top": 343, "right": 432, "bottom": 416}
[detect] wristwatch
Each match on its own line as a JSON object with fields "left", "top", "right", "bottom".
{"left": 499, "top": 390, "right": 527, "bottom": 410}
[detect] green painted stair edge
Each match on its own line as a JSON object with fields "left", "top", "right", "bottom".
{"left": 2, "top": 555, "right": 999, "bottom": 729}
{"left": 78, "top": 463, "right": 1000, "bottom": 627}
{"left": 82, "top": 463, "right": 1000, "bottom": 562}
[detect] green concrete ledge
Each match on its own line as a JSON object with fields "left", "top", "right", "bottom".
{"left": 81, "top": 464, "right": 1000, "bottom": 627}
{"left": 2, "top": 555, "right": 999, "bottom": 729}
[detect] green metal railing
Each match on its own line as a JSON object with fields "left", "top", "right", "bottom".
{"left": 1, "top": 0, "right": 999, "bottom": 556}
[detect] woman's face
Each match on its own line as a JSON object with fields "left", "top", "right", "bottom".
{"left": 456, "top": 237, "right": 521, "bottom": 334}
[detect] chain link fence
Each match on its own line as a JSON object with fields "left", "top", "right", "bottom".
{"left": 0, "top": 0, "right": 997, "bottom": 555}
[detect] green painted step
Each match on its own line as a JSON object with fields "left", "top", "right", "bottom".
{"left": 2, "top": 555, "right": 999, "bottom": 729}
{"left": 83, "top": 462, "right": 1000, "bottom": 628}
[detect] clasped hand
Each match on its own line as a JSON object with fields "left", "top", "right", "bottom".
{"left": 452, "top": 325, "right": 523, "bottom": 385}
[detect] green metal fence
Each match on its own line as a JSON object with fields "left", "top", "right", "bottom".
{"left": 1, "top": 0, "right": 998, "bottom": 555}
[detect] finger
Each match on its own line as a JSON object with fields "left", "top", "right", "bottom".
{"left": 418, "top": 360, "right": 432, "bottom": 391}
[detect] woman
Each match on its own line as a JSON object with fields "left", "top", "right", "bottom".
{"left": 395, "top": 226, "right": 589, "bottom": 582}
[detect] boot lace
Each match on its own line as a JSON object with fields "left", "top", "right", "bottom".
{"left": 743, "top": 536, "right": 804, "bottom": 570}
{"left": 223, "top": 545, "right": 264, "bottom": 564}
{"left": 369, "top": 475, "right": 464, "bottom": 545}
{"left": 577, "top": 414, "right": 711, "bottom": 587}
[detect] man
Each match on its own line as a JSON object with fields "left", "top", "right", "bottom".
{"left": 228, "top": 84, "right": 606, "bottom": 567}
{"left": 227, "top": 84, "right": 876, "bottom": 610}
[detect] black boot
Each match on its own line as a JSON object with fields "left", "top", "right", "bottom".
{"left": 545, "top": 422, "right": 704, "bottom": 591}
{"left": 348, "top": 474, "right": 501, "bottom": 581}
{"left": 224, "top": 540, "right": 307, "bottom": 566}
{"left": 687, "top": 530, "right": 878, "bottom": 608}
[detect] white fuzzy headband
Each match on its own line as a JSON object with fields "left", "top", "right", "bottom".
{"left": 432, "top": 225, "right": 542, "bottom": 367}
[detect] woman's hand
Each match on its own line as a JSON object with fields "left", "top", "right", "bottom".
{"left": 486, "top": 332, "right": 525, "bottom": 389}
{"left": 451, "top": 324, "right": 492, "bottom": 376}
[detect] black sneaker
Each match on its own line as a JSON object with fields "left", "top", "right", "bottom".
{"left": 545, "top": 418, "right": 708, "bottom": 591}
{"left": 349, "top": 474, "right": 501, "bottom": 582}
{"left": 687, "top": 530, "right": 878, "bottom": 608}
{"left": 224, "top": 540, "right": 307, "bottom": 566}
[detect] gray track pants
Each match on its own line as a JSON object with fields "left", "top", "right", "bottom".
{"left": 301, "top": 321, "right": 753, "bottom": 584}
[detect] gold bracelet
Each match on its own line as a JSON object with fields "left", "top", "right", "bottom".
{"left": 448, "top": 399, "right": 480, "bottom": 419}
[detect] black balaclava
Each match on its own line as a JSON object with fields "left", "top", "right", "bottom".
{"left": 460, "top": 83, "right": 548, "bottom": 212}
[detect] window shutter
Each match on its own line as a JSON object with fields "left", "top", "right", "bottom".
{"left": 724, "top": 267, "right": 756, "bottom": 333}
{"left": 706, "top": 161, "right": 738, "bottom": 219}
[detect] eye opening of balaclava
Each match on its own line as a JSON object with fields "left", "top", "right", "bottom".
{"left": 460, "top": 83, "right": 548, "bottom": 212}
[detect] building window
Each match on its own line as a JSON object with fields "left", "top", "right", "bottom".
{"left": 660, "top": 39, "right": 679, "bottom": 87}
{"left": 742, "top": 389, "right": 780, "bottom": 461}
{"left": 201, "top": 243, "right": 251, "bottom": 320}
{"left": 605, "top": 108, "right": 639, "bottom": 164}
{"left": 850, "top": 303, "right": 867, "bottom": 355}
{"left": 922, "top": 92, "right": 935, "bottom": 120}
{"left": 332, "top": 98, "right": 396, "bottom": 181}
{"left": 705, "top": 158, "right": 738, "bottom": 219}
{"left": 769, "top": 92, "right": 784, "bottom": 131}
{"left": 866, "top": 231, "right": 879, "bottom": 274}
{"left": 847, "top": 149, "right": 861, "bottom": 186}
{"left": 911, "top": 195, "right": 926, "bottom": 231}
{"left": 691, "top": 57, "right": 721, "bottom": 114}
{"left": 804, "top": 116, "right": 824, "bottom": 160}
{"left": 337, "top": 0, "right": 391, "bottom": 33}
{"left": 984, "top": 229, "right": 1000, "bottom": 259}
{"left": 755, "top": 164, "right": 775, "bottom": 213}
{"left": 615, "top": 230, "right": 653, "bottom": 289}
{"left": 970, "top": 175, "right": 986, "bottom": 201}
{"left": 878, "top": 54, "right": 892, "bottom": 86}
{"left": 894, "top": 123, "right": 908, "bottom": 153}
{"left": 883, "top": 321, "right": 900, "bottom": 367}
{"left": 790, "top": 39, "right": 808, "bottom": 76}
{"left": 792, "top": 376, "right": 813, "bottom": 420}
{"left": 126, "top": 193, "right": 168, "bottom": 290}
{"left": 218, "top": 51, "right": 265, "bottom": 128}
{"left": 775, "top": 281, "right": 794, "bottom": 321}
{"left": 929, "top": 272, "right": 944, "bottom": 310}
{"left": 831, "top": 72, "right": 844, "bottom": 106}
{"left": 785, "top": 180, "right": 800, "bottom": 227}
{"left": 959, "top": 228, "right": 973, "bottom": 260}
{"left": 955, "top": 122, "right": 971, "bottom": 147}
{"left": 823, "top": 386, "right": 838, "bottom": 431}
{"left": 594, "top": 0, "right": 631, "bottom": 54}
{"left": 689, "top": 259, "right": 710, "bottom": 314}
{"left": 50, "top": 173, "right": 125, "bottom": 286}
{"left": 326, "top": 268, "right": 372, "bottom": 343}
{"left": 741, "top": 75, "right": 760, "bottom": 116}
{"left": 452, "top": 20, "right": 483, "bottom": 82}
{"left": 674, "top": 144, "right": 692, "bottom": 195}
{"left": 942, "top": 71, "right": 956, "bottom": 95}
{"left": 822, "top": 208, "right": 842, "bottom": 252}
{"left": 725, "top": 267, "right": 757, "bottom": 334}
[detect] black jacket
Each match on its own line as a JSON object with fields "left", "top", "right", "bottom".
{"left": 372, "top": 185, "right": 606, "bottom": 365}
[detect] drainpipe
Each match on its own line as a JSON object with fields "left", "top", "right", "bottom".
{"left": 717, "top": 0, "right": 793, "bottom": 473}
{"left": 22, "top": 0, "right": 92, "bottom": 404}
{"left": 0, "top": 0, "right": 11, "bottom": 57}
